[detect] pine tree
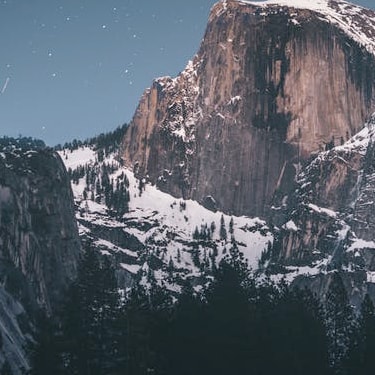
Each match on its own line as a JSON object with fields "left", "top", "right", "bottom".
{"left": 219, "top": 214, "right": 227, "bottom": 241}
{"left": 193, "top": 226, "right": 200, "bottom": 240}
{"left": 266, "top": 287, "right": 331, "bottom": 375}
{"left": 59, "top": 244, "right": 121, "bottom": 375}
{"left": 359, "top": 294, "right": 375, "bottom": 373}
{"left": 325, "top": 272, "right": 355, "bottom": 373}
{"left": 97, "top": 256, "right": 121, "bottom": 374}
{"left": 229, "top": 217, "right": 234, "bottom": 234}
{"left": 346, "top": 294, "right": 375, "bottom": 375}
{"left": 205, "top": 255, "right": 252, "bottom": 375}
{"left": 210, "top": 221, "right": 216, "bottom": 235}
{"left": 28, "top": 314, "right": 64, "bottom": 375}
{"left": 167, "top": 284, "right": 208, "bottom": 375}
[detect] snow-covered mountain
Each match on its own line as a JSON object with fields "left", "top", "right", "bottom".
{"left": 60, "top": 112, "right": 375, "bottom": 306}
{"left": 59, "top": 0, "right": 375, "bottom": 303}
{"left": 4, "top": 0, "right": 375, "bottom": 371}
{"left": 59, "top": 147, "right": 272, "bottom": 293}
{"left": 122, "top": 0, "right": 375, "bottom": 219}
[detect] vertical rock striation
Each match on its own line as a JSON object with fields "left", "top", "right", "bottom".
{"left": 0, "top": 147, "right": 81, "bottom": 374}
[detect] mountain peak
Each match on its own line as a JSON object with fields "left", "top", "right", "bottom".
{"left": 123, "top": 0, "right": 375, "bottom": 218}
{"left": 215, "top": 0, "right": 375, "bottom": 55}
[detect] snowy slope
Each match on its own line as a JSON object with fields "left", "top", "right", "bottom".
{"left": 239, "top": 0, "right": 375, "bottom": 55}
{"left": 59, "top": 147, "right": 272, "bottom": 291}
{"left": 60, "top": 111, "right": 375, "bottom": 295}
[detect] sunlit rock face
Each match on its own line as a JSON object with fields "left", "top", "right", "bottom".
{"left": 122, "top": 0, "right": 375, "bottom": 218}
{"left": 0, "top": 148, "right": 80, "bottom": 374}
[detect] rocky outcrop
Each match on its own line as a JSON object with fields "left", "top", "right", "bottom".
{"left": 277, "top": 117, "right": 375, "bottom": 263}
{"left": 267, "top": 115, "right": 375, "bottom": 306}
{"left": 0, "top": 146, "right": 81, "bottom": 374}
{"left": 122, "top": 0, "right": 375, "bottom": 218}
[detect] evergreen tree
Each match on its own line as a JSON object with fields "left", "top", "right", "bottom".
{"left": 229, "top": 217, "right": 234, "bottom": 234}
{"left": 346, "top": 294, "right": 375, "bottom": 375}
{"left": 193, "top": 226, "right": 200, "bottom": 240}
{"left": 96, "top": 257, "right": 122, "bottom": 374}
{"left": 120, "top": 284, "right": 171, "bottom": 375}
{"left": 210, "top": 221, "right": 216, "bottom": 235}
{"left": 28, "top": 314, "right": 64, "bottom": 375}
{"left": 219, "top": 214, "right": 227, "bottom": 241}
{"left": 325, "top": 272, "right": 355, "bottom": 374}
{"left": 205, "top": 255, "right": 252, "bottom": 375}
{"left": 266, "top": 287, "right": 331, "bottom": 375}
{"left": 167, "top": 284, "right": 208, "bottom": 375}
{"left": 359, "top": 294, "right": 375, "bottom": 373}
{"left": 59, "top": 244, "right": 121, "bottom": 375}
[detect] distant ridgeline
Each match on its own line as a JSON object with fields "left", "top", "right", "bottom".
{"left": 0, "top": 136, "right": 46, "bottom": 151}
{"left": 54, "top": 123, "right": 128, "bottom": 156}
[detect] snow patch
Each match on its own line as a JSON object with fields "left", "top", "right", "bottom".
{"left": 347, "top": 238, "right": 375, "bottom": 252}
{"left": 308, "top": 203, "right": 337, "bottom": 218}
{"left": 283, "top": 220, "right": 298, "bottom": 232}
{"left": 120, "top": 263, "right": 141, "bottom": 274}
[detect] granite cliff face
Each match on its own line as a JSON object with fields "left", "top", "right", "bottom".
{"left": 122, "top": 0, "right": 375, "bottom": 218}
{"left": 277, "top": 115, "right": 375, "bottom": 262}
{"left": 265, "top": 114, "right": 375, "bottom": 305}
{"left": 0, "top": 145, "right": 80, "bottom": 374}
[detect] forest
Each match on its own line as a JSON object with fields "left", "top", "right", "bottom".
{"left": 26, "top": 242, "right": 375, "bottom": 375}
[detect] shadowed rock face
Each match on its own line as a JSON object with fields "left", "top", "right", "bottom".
{"left": 268, "top": 116, "right": 375, "bottom": 307}
{"left": 0, "top": 149, "right": 80, "bottom": 312}
{"left": 274, "top": 116, "right": 375, "bottom": 264}
{"left": 122, "top": 0, "right": 375, "bottom": 218}
{"left": 0, "top": 148, "right": 80, "bottom": 373}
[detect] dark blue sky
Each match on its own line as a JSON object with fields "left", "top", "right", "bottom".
{"left": 0, "top": 0, "right": 374, "bottom": 145}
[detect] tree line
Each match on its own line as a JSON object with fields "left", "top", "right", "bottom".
{"left": 0, "top": 136, "right": 46, "bottom": 151}
{"left": 27, "top": 244, "right": 375, "bottom": 375}
{"left": 55, "top": 123, "right": 128, "bottom": 157}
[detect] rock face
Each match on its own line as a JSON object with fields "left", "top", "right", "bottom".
{"left": 122, "top": 0, "right": 375, "bottom": 218}
{"left": 266, "top": 115, "right": 375, "bottom": 306}
{"left": 277, "top": 116, "right": 375, "bottom": 263}
{"left": 0, "top": 146, "right": 81, "bottom": 374}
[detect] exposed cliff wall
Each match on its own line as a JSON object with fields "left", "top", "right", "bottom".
{"left": 122, "top": 0, "right": 375, "bottom": 218}
{"left": 277, "top": 118, "right": 375, "bottom": 263}
{"left": 0, "top": 147, "right": 81, "bottom": 373}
